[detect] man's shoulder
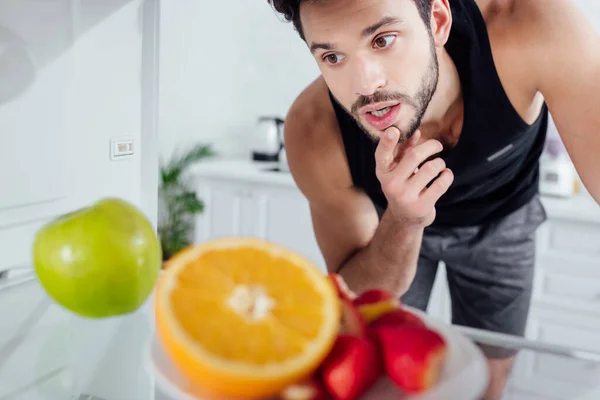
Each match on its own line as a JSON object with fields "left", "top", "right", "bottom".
{"left": 285, "top": 76, "right": 343, "bottom": 162}
{"left": 474, "top": 0, "right": 580, "bottom": 101}
{"left": 286, "top": 77, "right": 338, "bottom": 141}
{"left": 284, "top": 76, "right": 354, "bottom": 198}
{"left": 478, "top": 0, "right": 575, "bottom": 42}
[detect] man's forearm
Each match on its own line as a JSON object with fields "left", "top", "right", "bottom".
{"left": 337, "top": 209, "right": 424, "bottom": 297}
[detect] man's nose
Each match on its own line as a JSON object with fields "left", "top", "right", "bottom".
{"left": 351, "top": 57, "right": 386, "bottom": 96}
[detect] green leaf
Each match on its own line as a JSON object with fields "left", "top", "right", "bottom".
{"left": 161, "top": 168, "right": 179, "bottom": 186}
{"left": 177, "top": 144, "right": 215, "bottom": 167}
{"left": 159, "top": 222, "right": 193, "bottom": 260}
{"left": 176, "top": 191, "right": 204, "bottom": 214}
{"left": 160, "top": 144, "right": 215, "bottom": 187}
{"left": 158, "top": 142, "right": 215, "bottom": 261}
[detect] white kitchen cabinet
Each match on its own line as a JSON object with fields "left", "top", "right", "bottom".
{"left": 529, "top": 216, "right": 600, "bottom": 350}
{"left": 192, "top": 170, "right": 326, "bottom": 272}
{"left": 504, "top": 305, "right": 600, "bottom": 400}
{"left": 497, "top": 202, "right": 600, "bottom": 399}
{"left": 194, "top": 180, "right": 257, "bottom": 238}
{"left": 252, "top": 185, "right": 326, "bottom": 269}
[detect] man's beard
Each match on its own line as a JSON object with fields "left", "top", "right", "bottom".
{"left": 349, "top": 36, "right": 439, "bottom": 144}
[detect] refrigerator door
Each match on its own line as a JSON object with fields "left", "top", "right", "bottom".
{"left": 0, "top": 2, "right": 160, "bottom": 398}
{"left": 0, "top": 0, "right": 159, "bottom": 272}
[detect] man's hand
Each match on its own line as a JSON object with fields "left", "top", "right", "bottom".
{"left": 375, "top": 127, "right": 454, "bottom": 227}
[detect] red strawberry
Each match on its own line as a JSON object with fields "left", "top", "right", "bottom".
{"left": 373, "top": 326, "right": 447, "bottom": 394}
{"left": 352, "top": 289, "right": 395, "bottom": 306}
{"left": 320, "top": 335, "right": 382, "bottom": 400}
{"left": 328, "top": 274, "right": 357, "bottom": 301}
{"left": 281, "top": 377, "right": 328, "bottom": 400}
{"left": 352, "top": 289, "right": 399, "bottom": 323}
{"left": 369, "top": 308, "right": 426, "bottom": 330}
{"left": 340, "top": 298, "right": 367, "bottom": 337}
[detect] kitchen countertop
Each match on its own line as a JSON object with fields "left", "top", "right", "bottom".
{"left": 188, "top": 157, "right": 600, "bottom": 225}
{"left": 188, "top": 157, "right": 297, "bottom": 188}
{"left": 2, "top": 277, "right": 600, "bottom": 400}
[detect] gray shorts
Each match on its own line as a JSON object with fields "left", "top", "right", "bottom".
{"left": 401, "top": 195, "right": 547, "bottom": 357}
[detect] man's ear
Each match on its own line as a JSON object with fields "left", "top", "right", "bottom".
{"left": 430, "top": 0, "right": 452, "bottom": 47}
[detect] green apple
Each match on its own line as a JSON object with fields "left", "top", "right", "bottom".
{"left": 32, "top": 197, "right": 162, "bottom": 318}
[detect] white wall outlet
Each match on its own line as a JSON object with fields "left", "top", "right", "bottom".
{"left": 110, "top": 137, "right": 135, "bottom": 160}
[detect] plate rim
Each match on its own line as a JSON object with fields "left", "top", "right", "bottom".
{"left": 145, "top": 308, "right": 490, "bottom": 400}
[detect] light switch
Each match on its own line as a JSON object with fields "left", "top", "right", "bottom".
{"left": 110, "top": 137, "right": 135, "bottom": 160}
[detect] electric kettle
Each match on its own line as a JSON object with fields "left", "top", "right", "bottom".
{"left": 251, "top": 116, "right": 285, "bottom": 162}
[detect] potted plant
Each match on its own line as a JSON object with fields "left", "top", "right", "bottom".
{"left": 158, "top": 143, "right": 215, "bottom": 261}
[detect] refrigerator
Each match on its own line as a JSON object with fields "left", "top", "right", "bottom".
{"left": 0, "top": 1, "right": 160, "bottom": 398}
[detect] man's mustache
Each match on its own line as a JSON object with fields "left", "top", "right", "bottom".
{"left": 351, "top": 91, "right": 416, "bottom": 115}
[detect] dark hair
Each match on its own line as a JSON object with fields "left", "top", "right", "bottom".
{"left": 268, "top": 0, "right": 433, "bottom": 40}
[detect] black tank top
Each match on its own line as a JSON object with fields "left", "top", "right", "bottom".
{"left": 329, "top": 0, "right": 548, "bottom": 228}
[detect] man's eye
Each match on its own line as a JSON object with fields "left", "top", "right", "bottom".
{"left": 323, "top": 53, "right": 345, "bottom": 65}
{"left": 374, "top": 35, "right": 396, "bottom": 49}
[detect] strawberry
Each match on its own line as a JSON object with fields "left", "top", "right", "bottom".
{"left": 352, "top": 289, "right": 395, "bottom": 306}
{"left": 281, "top": 377, "right": 328, "bottom": 400}
{"left": 369, "top": 308, "right": 426, "bottom": 330}
{"left": 340, "top": 298, "right": 367, "bottom": 337}
{"left": 328, "top": 274, "right": 357, "bottom": 301}
{"left": 320, "top": 335, "right": 382, "bottom": 400}
{"left": 352, "top": 289, "right": 399, "bottom": 323}
{"left": 373, "top": 326, "right": 447, "bottom": 394}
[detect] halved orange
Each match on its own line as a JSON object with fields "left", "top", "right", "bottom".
{"left": 155, "top": 237, "right": 341, "bottom": 399}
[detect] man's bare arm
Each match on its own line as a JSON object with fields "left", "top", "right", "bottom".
{"left": 303, "top": 178, "right": 426, "bottom": 295}
{"left": 335, "top": 128, "right": 453, "bottom": 295}
{"left": 285, "top": 92, "right": 453, "bottom": 295}
{"left": 520, "top": 0, "right": 600, "bottom": 203}
{"left": 325, "top": 206, "right": 425, "bottom": 296}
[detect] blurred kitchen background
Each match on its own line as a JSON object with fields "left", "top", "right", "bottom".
{"left": 1, "top": 1, "right": 600, "bottom": 399}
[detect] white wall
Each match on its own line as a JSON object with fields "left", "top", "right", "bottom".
{"left": 0, "top": 0, "right": 156, "bottom": 271}
{"left": 158, "top": 0, "right": 600, "bottom": 158}
{"left": 158, "top": 0, "right": 320, "bottom": 158}
{"left": 574, "top": 0, "right": 600, "bottom": 27}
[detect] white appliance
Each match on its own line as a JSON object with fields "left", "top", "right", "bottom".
{"left": 278, "top": 146, "right": 290, "bottom": 172}
{"left": 540, "top": 123, "right": 579, "bottom": 198}
{"left": 251, "top": 116, "right": 285, "bottom": 162}
{"left": 0, "top": 3, "right": 161, "bottom": 400}
{"left": 0, "top": 0, "right": 160, "bottom": 272}
{"left": 540, "top": 153, "right": 579, "bottom": 198}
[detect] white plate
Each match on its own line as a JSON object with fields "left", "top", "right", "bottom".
{"left": 145, "top": 309, "right": 489, "bottom": 400}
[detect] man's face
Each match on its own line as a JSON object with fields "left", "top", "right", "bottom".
{"left": 301, "top": 0, "right": 439, "bottom": 142}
